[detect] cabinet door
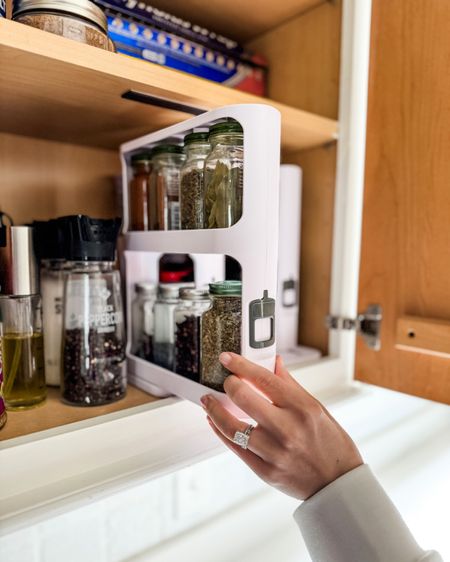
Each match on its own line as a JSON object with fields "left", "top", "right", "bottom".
{"left": 355, "top": 0, "right": 450, "bottom": 404}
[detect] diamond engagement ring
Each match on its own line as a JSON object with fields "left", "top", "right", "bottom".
{"left": 233, "top": 424, "right": 255, "bottom": 450}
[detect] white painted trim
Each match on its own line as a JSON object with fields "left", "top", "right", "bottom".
{"left": 327, "top": 0, "right": 373, "bottom": 376}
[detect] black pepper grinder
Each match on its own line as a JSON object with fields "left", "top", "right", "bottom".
{"left": 59, "top": 215, "right": 125, "bottom": 406}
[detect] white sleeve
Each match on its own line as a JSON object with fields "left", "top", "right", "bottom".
{"left": 293, "top": 464, "right": 442, "bottom": 562}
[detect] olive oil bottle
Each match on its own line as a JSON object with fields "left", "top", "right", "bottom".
{"left": 2, "top": 332, "right": 46, "bottom": 410}
{"left": 0, "top": 225, "right": 47, "bottom": 410}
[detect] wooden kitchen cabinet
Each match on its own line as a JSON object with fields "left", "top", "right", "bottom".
{"left": 1, "top": 0, "right": 448, "bottom": 534}
{"left": 356, "top": 0, "right": 450, "bottom": 404}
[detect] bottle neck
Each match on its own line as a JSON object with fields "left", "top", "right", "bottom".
{"left": 210, "top": 133, "right": 243, "bottom": 148}
{"left": 132, "top": 162, "right": 151, "bottom": 175}
{"left": 70, "top": 261, "right": 115, "bottom": 273}
{"left": 184, "top": 143, "right": 210, "bottom": 161}
{"left": 152, "top": 153, "right": 185, "bottom": 167}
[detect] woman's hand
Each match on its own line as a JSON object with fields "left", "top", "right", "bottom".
{"left": 201, "top": 353, "right": 363, "bottom": 500}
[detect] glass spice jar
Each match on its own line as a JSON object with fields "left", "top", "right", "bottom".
{"left": 60, "top": 216, "right": 125, "bottom": 407}
{"left": 151, "top": 145, "right": 185, "bottom": 231}
{"left": 180, "top": 132, "right": 210, "bottom": 230}
{"left": 153, "top": 285, "right": 180, "bottom": 371}
{"left": 128, "top": 152, "right": 152, "bottom": 231}
{"left": 204, "top": 121, "right": 244, "bottom": 229}
{"left": 200, "top": 281, "right": 241, "bottom": 391}
{"left": 13, "top": 0, "right": 111, "bottom": 51}
{"left": 131, "top": 282, "right": 157, "bottom": 361}
{"left": 62, "top": 261, "right": 126, "bottom": 406}
{"left": 174, "top": 288, "right": 210, "bottom": 381}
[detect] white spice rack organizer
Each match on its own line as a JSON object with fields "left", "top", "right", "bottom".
{"left": 121, "top": 104, "right": 280, "bottom": 416}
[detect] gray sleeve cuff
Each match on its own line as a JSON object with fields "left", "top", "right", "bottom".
{"left": 293, "top": 464, "right": 442, "bottom": 562}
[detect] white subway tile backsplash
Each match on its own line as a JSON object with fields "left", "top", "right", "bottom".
{"left": 0, "top": 526, "right": 39, "bottom": 562}
{"left": 104, "top": 477, "right": 170, "bottom": 562}
{"left": 38, "top": 502, "right": 106, "bottom": 562}
{"left": 0, "top": 452, "right": 263, "bottom": 562}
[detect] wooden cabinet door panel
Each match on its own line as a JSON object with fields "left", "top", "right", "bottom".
{"left": 356, "top": 0, "right": 450, "bottom": 403}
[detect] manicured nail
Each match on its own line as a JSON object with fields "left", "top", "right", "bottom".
{"left": 219, "top": 352, "right": 232, "bottom": 366}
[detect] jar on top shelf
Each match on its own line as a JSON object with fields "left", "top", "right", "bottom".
{"left": 201, "top": 280, "right": 242, "bottom": 391}
{"left": 12, "top": 0, "right": 114, "bottom": 51}
{"left": 151, "top": 145, "right": 185, "bottom": 231}
{"left": 180, "top": 131, "right": 210, "bottom": 230}
{"left": 204, "top": 121, "right": 243, "bottom": 229}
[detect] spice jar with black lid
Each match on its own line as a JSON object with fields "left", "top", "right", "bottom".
{"left": 204, "top": 121, "right": 244, "bottom": 229}
{"left": 60, "top": 215, "right": 125, "bottom": 406}
{"left": 201, "top": 280, "right": 241, "bottom": 391}
{"left": 153, "top": 285, "right": 180, "bottom": 371}
{"left": 174, "top": 288, "right": 210, "bottom": 382}
{"left": 151, "top": 145, "right": 185, "bottom": 231}
{"left": 12, "top": 0, "right": 113, "bottom": 51}
{"left": 180, "top": 132, "right": 210, "bottom": 230}
{"left": 131, "top": 282, "right": 157, "bottom": 361}
{"left": 128, "top": 152, "right": 153, "bottom": 231}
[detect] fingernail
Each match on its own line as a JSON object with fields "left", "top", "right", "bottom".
{"left": 219, "top": 352, "right": 232, "bottom": 366}
{"left": 200, "top": 395, "right": 209, "bottom": 407}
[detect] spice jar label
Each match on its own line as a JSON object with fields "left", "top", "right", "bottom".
{"left": 65, "top": 278, "right": 122, "bottom": 333}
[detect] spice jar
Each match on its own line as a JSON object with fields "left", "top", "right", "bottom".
{"left": 174, "top": 288, "right": 210, "bottom": 381}
{"left": 128, "top": 152, "right": 153, "bottom": 231}
{"left": 180, "top": 132, "right": 210, "bottom": 230}
{"left": 13, "top": 0, "right": 112, "bottom": 51}
{"left": 201, "top": 281, "right": 241, "bottom": 391}
{"left": 61, "top": 216, "right": 125, "bottom": 406}
{"left": 151, "top": 145, "right": 185, "bottom": 231}
{"left": 131, "top": 282, "right": 157, "bottom": 360}
{"left": 0, "top": 226, "right": 46, "bottom": 410}
{"left": 204, "top": 121, "right": 244, "bottom": 229}
{"left": 153, "top": 285, "right": 179, "bottom": 370}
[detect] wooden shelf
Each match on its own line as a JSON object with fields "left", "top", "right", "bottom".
{"left": 0, "top": 19, "right": 337, "bottom": 152}
{"left": 0, "top": 385, "right": 159, "bottom": 441}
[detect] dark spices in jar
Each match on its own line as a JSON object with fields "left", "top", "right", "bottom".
{"left": 201, "top": 281, "right": 241, "bottom": 392}
{"left": 62, "top": 328, "right": 125, "bottom": 406}
{"left": 174, "top": 288, "right": 210, "bottom": 381}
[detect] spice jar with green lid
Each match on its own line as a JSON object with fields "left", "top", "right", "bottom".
{"left": 151, "top": 145, "right": 185, "bottom": 231}
{"left": 129, "top": 152, "right": 153, "bottom": 231}
{"left": 174, "top": 288, "right": 211, "bottom": 381}
{"left": 13, "top": 0, "right": 112, "bottom": 51}
{"left": 200, "top": 280, "right": 241, "bottom": 391}
{"left": 180, "top": 132, "right": 210, "bottom": 230}
{"left": 204, "top": 121, "right": 244, "bottom": 229}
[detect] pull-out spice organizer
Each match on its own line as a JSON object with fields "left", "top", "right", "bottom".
{"left": 121, "top": 104, "right": 280, "bottom": 415}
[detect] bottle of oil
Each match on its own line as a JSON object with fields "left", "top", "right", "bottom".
{"left": 0, "top": 225, "right": 46, "bottom": 410}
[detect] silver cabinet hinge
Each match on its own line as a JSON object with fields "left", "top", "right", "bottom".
{"left": 325, "top": 304, "right": 382, "bottom": 350}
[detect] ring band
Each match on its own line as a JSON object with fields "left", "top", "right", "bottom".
{"left": 233, "top": 424, "right": 255, "bottom": 450}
